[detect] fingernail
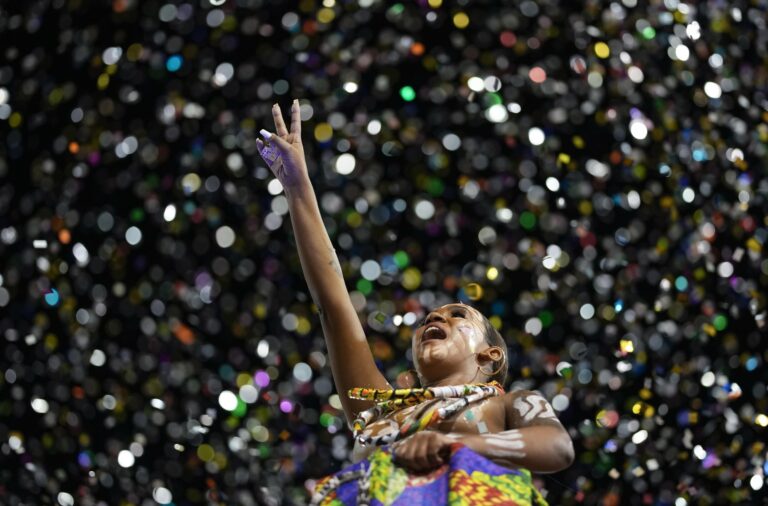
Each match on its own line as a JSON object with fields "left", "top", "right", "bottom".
{"left": 259, "top": 129, "right": 272, "bottom": 140}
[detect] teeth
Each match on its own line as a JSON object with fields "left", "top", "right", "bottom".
{"left": 425, "top": 327, "right": 443, "bottom": 339}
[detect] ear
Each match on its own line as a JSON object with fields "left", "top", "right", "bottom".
{"left": 477, "top": 345, "right": 504, "bottom": 365}
{"left": 396, "top": 368, "right": 421, "bottom": 388}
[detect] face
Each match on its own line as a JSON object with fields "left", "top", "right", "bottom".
{"left": 411, "top": 303, "right": 489, "bottom": 381}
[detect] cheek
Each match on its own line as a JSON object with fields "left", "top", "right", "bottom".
{"left": 458, "top": 325, "right": 483, "bottom": 352}
{"left": 411, "top": 341, "right": 425, "bottom": 367}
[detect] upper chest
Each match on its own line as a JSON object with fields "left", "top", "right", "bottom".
{"left": 366, "top": 394, "right": 507, "bottom": 437}
{"left": 350, "top": 395, "right": 508, "bottom": 463}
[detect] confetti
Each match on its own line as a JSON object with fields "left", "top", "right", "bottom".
{"left": 555, "top": 361, "right": 573, "bottom": 379}
{"left": 1, "top": 0, "right": 766, "bottom": 504}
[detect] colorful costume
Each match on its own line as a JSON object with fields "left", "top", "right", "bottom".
{"left": 311, "top": 382, "right": 549, "bottom": 506}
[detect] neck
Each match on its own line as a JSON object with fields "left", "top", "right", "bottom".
{"left": 421, "top": 367, "right": 488, "bottom": 388}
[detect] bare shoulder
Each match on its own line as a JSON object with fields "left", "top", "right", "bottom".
{"left": 502, "top": 389, "right": 564, "bottom": 430}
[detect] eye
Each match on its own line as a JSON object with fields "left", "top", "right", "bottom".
{"left": 452, "top": 311, "right": 465, "bottom": 318}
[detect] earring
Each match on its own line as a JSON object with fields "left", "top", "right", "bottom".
{"left": 477, "top": 361, "right": 506, "bottom": 377}
{"left": 475, "top": 352, "right": 506, "bottom": 377}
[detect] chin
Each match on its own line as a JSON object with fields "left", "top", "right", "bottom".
{"left": 414, "top": 356, "right": 455, "bottom": 376}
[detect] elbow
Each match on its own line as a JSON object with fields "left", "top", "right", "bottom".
{"left": 555, "top": 434, "right": 575, "bottom": 471}
{"left": 528, "top": 430, "right": 575, "bottom": 474}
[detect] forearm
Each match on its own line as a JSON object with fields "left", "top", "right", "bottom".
{"left": 285, "top": 186, "right": 348, "bottom": 308}
{"left": 447, "top": 425, "right": 574, "bottom": 473}
{"left": 285, "top": 185, "right": 389, "bottom": 419}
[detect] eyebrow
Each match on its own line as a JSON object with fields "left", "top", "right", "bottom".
{"left": 441, "top": 304, "right": 470, "bottom": 313}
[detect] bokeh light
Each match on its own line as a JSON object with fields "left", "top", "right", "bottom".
{"left": 1, "top": 1, "right": 766, "bottom": 504}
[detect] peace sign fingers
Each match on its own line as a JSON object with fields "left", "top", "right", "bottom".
{"left": 258, "top": 99, "right": 311, "bottom": 193}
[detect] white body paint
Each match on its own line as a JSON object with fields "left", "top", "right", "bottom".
{"left": 446, "top": 429, "right": 527, "bottom": 459}
{"left": 481, "top": 429, "right": 526, "bottom": 458}
{"left": 513, "top": 394, "right": 557, "bottom": 422}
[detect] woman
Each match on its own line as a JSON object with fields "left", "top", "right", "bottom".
{"left": 257, "top": 100, "right": 574, "bottom": 505}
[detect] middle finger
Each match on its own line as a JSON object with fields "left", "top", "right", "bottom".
{"left": 290, "top": 99, "right": 302, "bottom": 138}
{"left": 425, "top": 437, "right": 445, "bottom": 467}
{"left": 272, "top": 104, "right": 289, "bottom": 137}
{"left": 395, "top": 441, "right": 416, "bottom": 468}
{"left": 412, "top": 437, "right": 434, "bottom": 471}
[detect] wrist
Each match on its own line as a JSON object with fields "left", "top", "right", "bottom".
{"left": 284, "top": 179, "right": 315, "bottom": 201}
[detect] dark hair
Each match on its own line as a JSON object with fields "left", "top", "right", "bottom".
{"left": 478, "top": 313, "right": 508, "bottom": 387}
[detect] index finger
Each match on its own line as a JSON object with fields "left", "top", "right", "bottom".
{"left": 290, "top": 99, "right": 302, "bottom": 138}
{"left": 272, "top": 104, "right": 289, "bottom": 137}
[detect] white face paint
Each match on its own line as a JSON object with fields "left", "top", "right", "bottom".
{"left": 457, "top": 324, "right": 484, "bottom": 353}
{"left": 480, "top": 429, "right": 526, "bottom": 458}
{"left": 513, "top": 394, "right": 558, "bottom": 422}
{"left": 412, "top": 304, "right": 491, "bottom": 376}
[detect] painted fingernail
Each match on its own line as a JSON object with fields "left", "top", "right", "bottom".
{"left": 259, "top": 129, "right": 272, "bottom": 140}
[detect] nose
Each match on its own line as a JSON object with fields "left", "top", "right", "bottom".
{"left": 424, "top": 311, "right": 446, "bottom": 325}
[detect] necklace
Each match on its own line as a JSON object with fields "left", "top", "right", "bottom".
{"left": 348, "top": 381, "right": 504, "bottom": 447}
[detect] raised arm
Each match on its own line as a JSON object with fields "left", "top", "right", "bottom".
{"left": 256, "top": 100, "right": 391, "bottom": 425}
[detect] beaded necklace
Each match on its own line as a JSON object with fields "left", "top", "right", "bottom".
{"left": 348, "top": 381, "right": 504, "bottom": 447}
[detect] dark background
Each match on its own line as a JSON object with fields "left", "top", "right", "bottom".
{"left": 1, "top": 0, "right": 767, "bottom": 504}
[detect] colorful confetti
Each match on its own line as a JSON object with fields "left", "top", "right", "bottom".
{"left": 1, "top": 0, "right": 767, "bottom": 505}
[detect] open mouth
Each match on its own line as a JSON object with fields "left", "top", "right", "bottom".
{"left": 422, "top": 325, "right": 447, "bottom": 343}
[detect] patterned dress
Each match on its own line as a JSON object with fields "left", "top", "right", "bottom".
{"left": 311, "top": 383, "right": 549, "bottom": 506}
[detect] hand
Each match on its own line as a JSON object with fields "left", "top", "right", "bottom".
{"left": 391, "top": 431, "right": 455, "bottom": 473}
{"left": 256, "top": 100, "right": 311, "bottom": 194}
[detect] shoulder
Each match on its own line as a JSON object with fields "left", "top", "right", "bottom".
{"left": 501, "top": 388, "right": 545, "bottom": 404}
{"left": 501, "top": 389, "right": 563, "bottom": 429}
